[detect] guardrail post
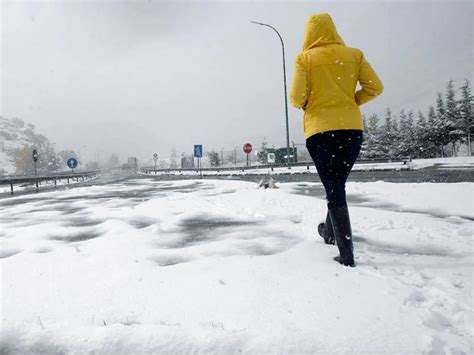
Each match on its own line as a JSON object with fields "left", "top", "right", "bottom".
{"left": 307, "top": 164, "right": 309, "bottom": 170}
{"left": 10, "top": 183, "right": 13, "bottom": 195}
{"left": 36, "top": 179, "right": 39, "bottom": 192}
{"left": 67, "top": 178, "right": 70, "bottom": 184}
{"left": 54, "top": 178, "right": 57, "bottom": 188}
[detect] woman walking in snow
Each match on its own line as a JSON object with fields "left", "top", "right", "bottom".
{"left": 290, "top": 13, "right": 383, "bottom": 266}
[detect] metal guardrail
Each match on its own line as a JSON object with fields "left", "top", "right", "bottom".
{"left": 141, "top": 157, "right": 412, "bottom": 174}
{"left": 0, "top": 171, "right": 100, "bottom": 195}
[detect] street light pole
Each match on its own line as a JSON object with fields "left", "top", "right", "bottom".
{"left": 251, "top": 20, "right": 291, "bottom": 167}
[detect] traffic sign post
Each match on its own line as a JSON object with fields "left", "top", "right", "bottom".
{"left": 32, "top": 149, "right": 39, "bottom": 191}
{"left": 67, "top": 157, "right": 78, "bottom": 174}
{"left": 153, "top": 153, "right": 158, "bottom": 172}
{"left": 194, "top": 145, "right": 203, "bottom": 178}
{"left": 243, "top": 143, "right": 253, "bottom": 167}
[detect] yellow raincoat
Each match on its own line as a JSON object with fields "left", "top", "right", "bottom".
{"left": 290, "top": 13, "right": 383, "bottom": 139}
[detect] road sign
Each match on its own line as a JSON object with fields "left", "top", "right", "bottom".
{"left": 32, "top": 149, "right": 39, "bottom": 162}
{"left": 243, "top": 143, "right": 253, "bottom": 154}
{"left": 268, "top": 153, "right": 276, "bottom": 164}
{"left": 194, "top": 145, "right": 203, "bottom": 158}
{"left": 153, "top": 153, "right": 158, "bottom": 161}
{"left": 67, "top": 157, "right": 78, "bottom": 169}
{"left": 243, "top": 143, "right": 253, "bottom": 167}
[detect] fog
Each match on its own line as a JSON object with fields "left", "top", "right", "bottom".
{"left": 2, "top": 0, "right": 472, "bottom": 163}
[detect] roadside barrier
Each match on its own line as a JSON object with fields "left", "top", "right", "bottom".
{"left": 0, "top": 171, "right": 99, "bottom": 195}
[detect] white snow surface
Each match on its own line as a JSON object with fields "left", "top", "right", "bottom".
{"left": 410, "top": 156, "right": 474, "bottom": 170}
{"left": 0, "top": 179, "right": 472, "bottom": 354}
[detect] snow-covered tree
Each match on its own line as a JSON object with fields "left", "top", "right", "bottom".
{"left": 378, "top": 109, "right": 398, "bottom": 157}
{"left": 396, "top": 110, "right": 416, "bottom": 158}
{"left": 458, "top": 79, "right": 473, "bottom": 155}
{"left": 425, "top": 105, "right": 441, "bottom": 157}
{"left": 257, "top": 138, "right": 268, "bottom": 164}
{"left": 39, "top": 142, "right": 60, "bottom": 172}
{"left": 434, "top": 91, "right": 451, "bottom": 156}
{"left": 207, "top": 150, "right": 220, "bottom": 167}
{"left": 362, "top": 114, "right": 383, "bottom": 159}
{"left": 414, "top": 111, "right": 434, "bottom": 158}
{"left": 445, "top": 80, "right": 463, "bottom": 155}
{"left": 169, "top": 148, "right": 178, "bottom": 168}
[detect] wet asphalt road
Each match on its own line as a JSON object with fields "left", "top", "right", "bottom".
{"left": 1, "top": 167, "right": 472, "bottom": 199}
{"left": 135, "top": 167, "right": 474, "bottom": 184}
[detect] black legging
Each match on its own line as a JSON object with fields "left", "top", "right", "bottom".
{"left": 306, "top": 130, "right": 363, "bottom": 209}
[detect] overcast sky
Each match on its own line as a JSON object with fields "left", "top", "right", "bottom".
{"left": 2, "top": 0, "right": 473, "bottom": 163}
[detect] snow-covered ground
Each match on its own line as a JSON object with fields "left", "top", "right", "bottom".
{"left": 410, "top": 156, "right": 474, "bottom": 170}
{"left": 0, "top": 179, "right": 472, "bottom": 354}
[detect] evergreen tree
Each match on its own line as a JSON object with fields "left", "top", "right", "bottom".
{"left": 257, "top": 138, "right": 268, "bottom": 164}
{"left": 379, "top": 108, "right": 397, "bottom": 157}
{"left": 458, "top": 79, "right": 473, "bottom": 155}
{"left": 426, "top": 106, "right": 439, "bottom": 157}
{"left": 415, "top": 111, "right": 425, "bottom": 158}
{"left": 407, "top": 111, "right": 416, "bottom": 157}
{"left": 435, "top": 91, "right": 450, "bottom": 156}
{"left": 445, "top": 80, "right": 463, "bottom": 155}
{"left": 397, "top": 110, "right": 414, "bottom": 158}
{"left": 415, "top": 111, "right": 433, "bottom": 158}
{"left": 363, "top": 114, "right": 383, "bottom": 158}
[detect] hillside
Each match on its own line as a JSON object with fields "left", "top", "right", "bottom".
{"left": 0, "top": 117, "right": 50, "bottom": 175}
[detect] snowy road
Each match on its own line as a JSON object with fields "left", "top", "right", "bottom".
{"left": 0, "top": 179, "right": 472, "bottom": 354}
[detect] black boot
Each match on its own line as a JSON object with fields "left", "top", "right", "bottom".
{"left": 328, "top": 206, "right": 355, "bottom": 267}
{"left": 317, "top": 212, "right": 335, "bottom": 245}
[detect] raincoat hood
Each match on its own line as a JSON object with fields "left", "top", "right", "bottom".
{"left": 302, "top": 13, "right": 345, "bottom": 51}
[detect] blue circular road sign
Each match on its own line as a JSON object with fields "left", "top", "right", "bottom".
{"left": 67, "top": 157, "right": 78, "bottom": 169}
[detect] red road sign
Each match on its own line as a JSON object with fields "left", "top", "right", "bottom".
{"left": 243, "top": 143, "right": 253, "bottom": 154}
